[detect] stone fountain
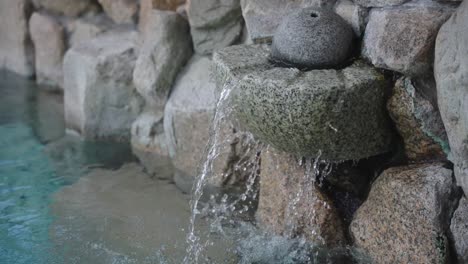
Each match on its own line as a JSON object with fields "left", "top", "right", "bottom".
{"left": 214, "top": 8, "right": 393, "bottom": 161}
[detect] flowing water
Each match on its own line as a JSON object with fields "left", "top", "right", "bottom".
{"left": 0, "top": 71, "right": 370, "bottom": 263}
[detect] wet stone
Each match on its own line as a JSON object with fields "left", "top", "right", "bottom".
{"left": 271, "top": 8, "right": 355, "bottom": 69}
{"left": 214, "top": 45, "right": 393, "bottom": 160}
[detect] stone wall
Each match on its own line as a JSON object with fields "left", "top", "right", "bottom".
{"left": 1, "top": 0, "right": 468, "bottom": 262}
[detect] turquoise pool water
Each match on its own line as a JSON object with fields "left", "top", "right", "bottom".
{"left": 0, "top": 71, "right": 133, "bottom": 264}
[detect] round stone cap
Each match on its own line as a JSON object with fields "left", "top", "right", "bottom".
{"left": 271, "top": 8, "right": 355, "bottom": 69}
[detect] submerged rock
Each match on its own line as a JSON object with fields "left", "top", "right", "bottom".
{"left": 214, "top": 45, "right": 393, "bottom": 160}
{"left": 63, "top": 30, "right": 143, "bottom": 141}
{"left": 435, "top": 0, "right": 468, "bottom": 195}
{"left": 350, "top": 163, "right": 458, "bottom": 264}
{"left": 29, "top": 12, "right": 66, "bottom": 90}
{"left": 387, "top": 77, "right": 448, "bottom": 162}
{"left": 187, "top": 0, "right": 243, "bottom": 55}
{"left": 256, "top": 146, "right": 346, "bottom": 246}
{"left": 271, "top": 8, "right": 354, "bottom": 69}
{"left": 451, "top": 196, "right": 468, "bottom": 263}
{"left": 0, "top": 0, "right": 34, "bottom": 77}
{"left": 362, "top": 3, "right": 454, "bottom": 76}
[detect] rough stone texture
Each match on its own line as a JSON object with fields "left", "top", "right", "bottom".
{"left": 240, "top": 0, "right": 337, "bottom": 43}
{"left": 271, "top": 8, "right": 354, "bottom": 69}
{"left": 139, "top": 0, "right": 183, "bottom": 32}
{"left": 66, "top": 15, "right": 114, "bottom": 48}
{"left": 63, "top": 30, "right": 143, "bottom": 141}
{"left": 256, "top": 146, "right": 346, "bottom": 246}
{"left": 214, "top": 45, "right": 393, "bottom": 160}
{"left": 354, "top": 0, "right": 409, "bottom": 7}
{"left": 98, "top": 0, "right": 138, "bottom": 24}
{"left": 435, "top": 0, "right": 468, "bottom": 196}
{"left": 29, "top": 13, "right": 65, "bottom": 90}
{"left": 363, "top": 3, "right": 454, "bottom": 76}
{"left": 387, "top": 77, "right": 448, "bottom": 162}
{"left": 334, "top": 0, "right": 368, "bottom": 36}
{"left": 0, "top": 0, "right": 34, "bottom": 77}
{"left": 451, "top": 196, "right": 468, "bottom": 263}
{"left": 133, "top": 10, "right": 192, "bottom": 114}
{"left": 163, "top": 56, "right": 217, "bottom": 189}
{"left": 32, "top": 0, "right": 99, "bottom": 17}
{"left": 350, "top": 164, "right": 458, "bottom": 264}
{"left": 188, "top": 0, "right": 243, "bottom": 55}
{"left": 131, "top": 112, "right": 173, "bottom": 179}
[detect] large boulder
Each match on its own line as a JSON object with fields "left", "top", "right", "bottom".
{"left": 32, "top": 0, "right": 99, "bottom": 17}
{"left": 133, "top": 10, "right": 192, "bottom": 114}
{"left": 0, "top": 0, "right": 34, "bottom": 77}
{"left": 270, "top": 8, "right": 354, "bottom": 69}
{"left": 256, "top": 146, "right": 346, "bottom": 247}
{"left": 98, "top": 0, "right": 138, "bottom": 24}
{"left": 63, "top": 30, "right": 143, "bottom": 141}
{"left": 350, "top": 163, "right": 458, "bottom": 264}
{"left": 435, "top": 0, "right": 468, "bottom": 195}
{"left": 66, "top": 15, "right": 114, "bottom": 48}
{"left": 451, "top": 196, "right": 468, "bottom": 263}
{"left": 353, "top": 0, "right": 409, "bottom": 7}
{"left": 214, "top": 45, "right": 393, "bottom": 160}
{"left": 240, "top": 0, "right": 337, "bottom": 43}
{"left": 363, "top": 2, "right": 454, "bottom": 76}
{"left": 187, "top": 0, "right": 243, "bottom": 55}
{"left": 387, "top": 77, "right": 448, "bottom": 162}
{"left": 334, "top": 0, "right": 369, "bottom": 37}
{"left": 29, "top": 13, "right": 66, "bottom": 90}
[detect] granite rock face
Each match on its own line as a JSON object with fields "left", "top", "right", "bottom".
{"left": 350, "top": 164, "right": 458, "bottom": 264}
{"left": 30, "top": 13, "right": 66, "bottom": 90}
{"left": 256, "top": 146, "right": 346, "bottom": 246}
{"left": 66, "top": 15, "right": 114, "bottom": 48}
{"left": 0, "top": 0, "right": 34, "bottom": 77}
{"left": 271, "top": 8, "right": 354, "bottom": 69}
{"left": 32, "top": 0, "right": 99, "bottom": 17}
{"left": 435, "top": 0, "right": 468, "bottom": 195}
{"left": 240, "top": 0, "right": 337, "bottom": 43}
{"left": 387, "top": 77, "right": 448, "bottom": 162}
{"left": 98, "top": 0, "right": 138, "bottom": 24}
{"left": 363, "top": 3, "right": 454, "bottom": 76}
{"left": 214, "top": 45, "right": 393, "bottom": 160}
{"left": 64, "top": 30, "right": 143, "bottom": 141}
{"left": 451, "top": 196, "right": 468, "bottom": 263}
{"left": 131, "top": 112, "right": 173, "bottom": 179}
{"left": 187, "top": 0, "right": 243, "bottom": 55}
{"left": 133, "top": 10, "right": 192, "bottom": 114}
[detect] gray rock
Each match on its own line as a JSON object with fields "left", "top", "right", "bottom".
{"left": 240, "top": 0, "right": 337, "bottom": 43}
{"left": 30, "top": 13, "right": 65, "bottom": 90}
{"left": 363, "top": 3, "right": 454, "bottom": 76}
{"left": 334, "top": 0, "right": 369, "bottom": 37}
{"left": 32, "top": 0, "right": 99, "bottom": 17}
{"left": 188, "top": 0, "right": 243, "bottom": 54}
{"left": 98, "top": 0, "right": 138, "bottom": 24}
{"left": 350, "top": 163, "right": 458, "bottom": 264}
{"left": 353, "top": 0, "right": 409, "bottom": 7}
{"left": 435, "top": 0, "right": 468, "bottom": 196}
{"left": 133, "top": 10, "right": 192, "bottom": 115}
{"left": 0, "top": 0, "right": 34, "bottom": 77}
{"left": 451, "top": 196, "right": 468, "bottom": 263}
{"left": 66, "top": 15, "right": 114, "bottom": 48}
{"left": 387, "top": 77, "right": 449, "bottom": 162}
{"left": 214, "top": 45, "right": 393, "bottom": 160}
{"left": 131, "top": 112, "right": 173, "bottom": 179}
{"left": 271, "top": 8, "right": 354, "bottom": 69}
{"left": 63, "top": 30, "right": 143, "bottom": 141}
{"left": 257, "top": 146, "right": 346, "bottom": 246}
